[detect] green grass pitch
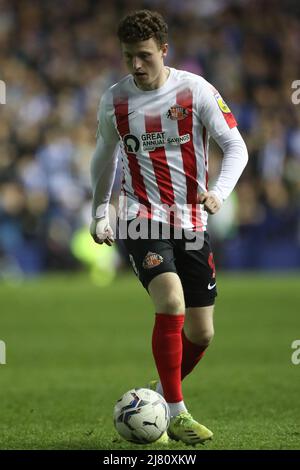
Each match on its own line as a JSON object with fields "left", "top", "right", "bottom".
{"left": 0, "top": 272, "right": 299, "bottom": 450}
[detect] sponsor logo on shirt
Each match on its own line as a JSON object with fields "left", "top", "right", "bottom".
{"left": 167, "top": 105, "right": 189, "bottom": 120}
{"left": 168, "top": 134, "right": 190, "bottom": 146}
{"left": 142, "top": 131, "right": 166, "bottom": 151}
{"left": 123, "top": 134, "right": 140, "bottom": 153}
{"left": 141, "top": 132, "right": 190, "bottom": 151}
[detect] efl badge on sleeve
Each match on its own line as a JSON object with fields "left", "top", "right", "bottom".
{"left": 214, "top": 93, "right": 237, "bottom": 128}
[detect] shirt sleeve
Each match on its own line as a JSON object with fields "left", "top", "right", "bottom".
{"left": 91, "top": 92, "right": 119, "bottom": 218}
{"left": 210, "top": 127, "right": 248, "bottom": 202}
{"left": 197, "top": 78, "right": 238, "bottom": 139}
{"left": 96, "top": 91, "right": 119, "bottom": 144}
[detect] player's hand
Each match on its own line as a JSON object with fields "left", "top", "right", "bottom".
{"left": 90, "top": 217, "right": 114, "bottom": 246}
{"left": 198, "top": 191, "right": 222, "bottom": 215}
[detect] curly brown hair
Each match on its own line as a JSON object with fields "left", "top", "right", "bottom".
{"left": 117, "top": 10, "right": 168, "bottom": 48}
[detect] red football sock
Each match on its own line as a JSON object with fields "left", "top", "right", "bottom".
{"left": 152, "top": 313, "right": 185, "bottom": 403}
{"left": 181, "top": 329, "right": 207, "bottom": 380}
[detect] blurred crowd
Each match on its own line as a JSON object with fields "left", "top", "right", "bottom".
{"left": 0, "top": 0, "right": 299, "bottom": 277}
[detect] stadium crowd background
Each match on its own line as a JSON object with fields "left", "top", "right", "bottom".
{"left": 0, "top": 0, "right": 299, "bottom": 278}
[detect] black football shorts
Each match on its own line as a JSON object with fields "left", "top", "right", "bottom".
{"left": 120, "top": 219, "right": 217, "bottom": 308}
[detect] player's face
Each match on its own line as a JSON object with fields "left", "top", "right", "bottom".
{"left": 121, "top": 38, "right": 168, "bottom": 91}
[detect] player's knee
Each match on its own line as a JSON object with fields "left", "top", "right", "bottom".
{"left": 201, "top": 329, "right": 214, "bottom": 347}
{"left": 159, "top": 294, "right": 185, "bottom": 314}
{"left": 189, "top": 328, "right": 214, "bottom": 347}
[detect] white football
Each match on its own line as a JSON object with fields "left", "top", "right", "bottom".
{"left": 113, "top": 388, "right": 170, "bottom": 444}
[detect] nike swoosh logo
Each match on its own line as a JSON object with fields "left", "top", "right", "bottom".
{"left": 208, "top": 282, "right": 216, "bottom": 290}
{"left": 127, "top": 111, "right": 135, "bottom": 116}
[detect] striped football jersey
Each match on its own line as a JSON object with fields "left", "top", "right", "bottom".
{"left": 97, "top": 67, "right": 237, "bottom": 231}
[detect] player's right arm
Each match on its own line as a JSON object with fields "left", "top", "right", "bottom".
{"left": 90, "top": 92, "right": 119, "bottom": 245}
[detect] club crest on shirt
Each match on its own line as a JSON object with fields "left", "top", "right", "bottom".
{"left": 142, "top": 252, "right": 164, "bottom": 269}
{"left": 166, "top": 105, "right": 189, "bottom": 121}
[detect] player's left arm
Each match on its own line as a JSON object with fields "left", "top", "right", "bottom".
{"left": 199, "top": 127, "right": 248, "bottom": 214}
{"left": 197, "top": 79, "right": 248, "bottom": 214}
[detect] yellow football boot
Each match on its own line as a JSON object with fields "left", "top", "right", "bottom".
{"left": 168, "top": 412, "right": 213, "bottom": 445}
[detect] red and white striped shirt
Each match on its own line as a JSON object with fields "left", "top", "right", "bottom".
{"left": 95, "top": 67, "right": 238, "bottom": 231}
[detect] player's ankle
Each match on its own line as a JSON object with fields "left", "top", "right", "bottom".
{"left": 168, "top": 401, "right": 187, "bottom": 417}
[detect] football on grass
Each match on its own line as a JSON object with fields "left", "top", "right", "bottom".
{"left": 113, "top": 388, "right": 170, "bottom": 444}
